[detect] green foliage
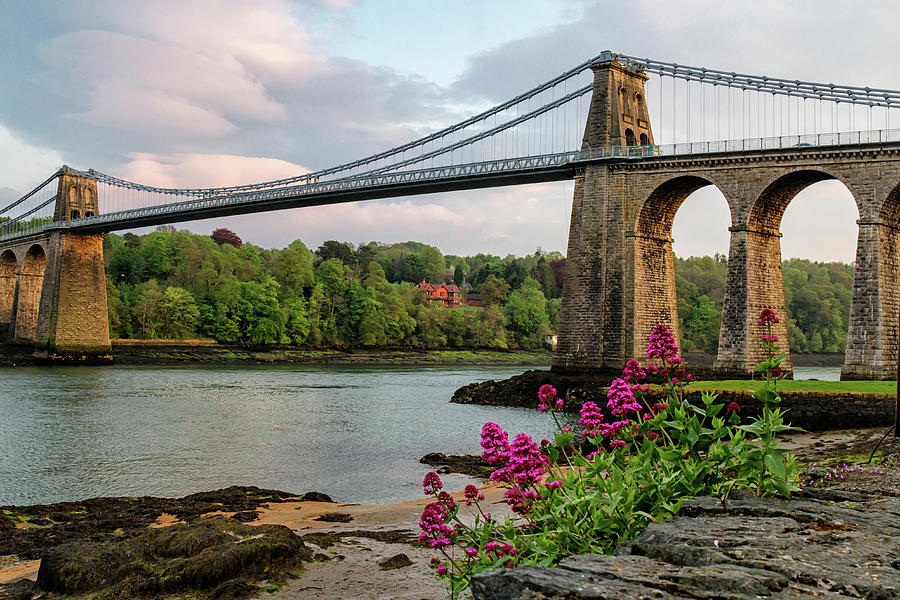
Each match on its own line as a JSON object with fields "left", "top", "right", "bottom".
{"left": 103, "top": 230, "right": 562, "bottom": 349}
{"left": 421, "top": 324, "right": 799, "bottom": 598}
{"left": 675, "top": 255, "right": 853, "bottom": 354}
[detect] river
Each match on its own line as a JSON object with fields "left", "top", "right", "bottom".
{"left": 0, "top": 363, "right": 845, "bottom": 508}
{"left": 0, "top": 365, "right": 561, "bottom": 507}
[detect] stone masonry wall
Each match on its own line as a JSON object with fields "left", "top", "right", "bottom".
{"left": 554, "top": 144, "right": 900, "bottom": 379}
{"left": 36, "top": 232, "right": 110, "bottom": 353}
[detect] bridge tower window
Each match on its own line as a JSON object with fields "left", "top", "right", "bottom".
{"left": 640, "top": 133, "right": 649, "bottom": 145}
{"left": 625, "top": 128, "right": 636, "bottom": 147}
{"left": 70, "top": 210, "right": 80, "bottom": 220}
{"left": 84, "top": 211, "right": 94, "bottom": 218}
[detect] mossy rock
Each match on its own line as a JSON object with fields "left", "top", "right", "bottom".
{"left": 37, "top": 517, "right": 310, "bottom": 599}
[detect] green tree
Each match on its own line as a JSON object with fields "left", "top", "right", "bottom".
{"left": 157, "top": 286, "right": 200, "bottom": 339}
{"left": 504, "top": 278, "right": 551, "bottom": 348}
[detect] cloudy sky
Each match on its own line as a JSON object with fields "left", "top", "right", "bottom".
{"left": 1, "top": 0, "right": 898, "bottom": 261}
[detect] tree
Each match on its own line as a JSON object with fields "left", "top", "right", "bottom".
{"left": 316, "top": 240, "right": 355, "bottom": 264}
{"left": 504, "top": 278, "right": 551, "bottom": 348}
{"left": 157, "top": 287, "right": 200, "bottom": 339}
{"left": 478, "top": 275, "right": 510, "bottom": 306}
{"left": 211, "top": 228, "right": 242, "bottom": 248}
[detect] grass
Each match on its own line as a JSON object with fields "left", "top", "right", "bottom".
{"left": 688, "top": 379, "right": 897, "bottom": 394}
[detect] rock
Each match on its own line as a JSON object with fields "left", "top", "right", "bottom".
{"left": 36, "top": 517, "right": 310, "bottom": 598}
{"left": 378, "top": 553, "right": 413, "bottom": 570}
{"left": 472, "top": 489, "right": 900, "bottom": 599}
{"left": 209, "top": 578, "right": 258, "bottom": 600}
{"left": 313, "top": 512, "right": 353, "bottom": 523}
{"left": 0, "top": 578, "right": 37, "bottom": 600}
{"left": 0, "top": 485, "right": 313, "bottom": 560}
{"left": 298, "top": 491, "right": 334, "bottom": 503}
{"left": 420, "top": 453, "right": 494, "bottom": 478}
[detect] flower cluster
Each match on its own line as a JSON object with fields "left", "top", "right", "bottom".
{"left": 606, "top": 378, "right": 641, "bottom": 416}
{"left": 578, "top": 401, "right": 605, "bottom": 436}
{"left": 423, "top": 471, "right": 443, "bottom": 495}
{"left": 480, "top": 422, "right": 510, "bottom": 465}
{"left": 537, "top": 384, "right": 563, "bottom": 412}
{"left": 647, "top": 324, "right": 680, "bottom": 362}
{"left": 758, "top": 308, "right": 779, "bottom": 326}
{"left": 463, "top": 484, "right": 484, "bottom": 506}
{"left": 418, "top": 501, "right": 456, "bottom": 548}
{"left": 480, "top": 423, "right": 548, "bottom": 514}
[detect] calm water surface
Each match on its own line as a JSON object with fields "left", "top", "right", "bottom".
{"left": 0, "top": 365, "right": 560, "bottom": 506}
{"left": 792, "top": 366, "right": 841, "bottom": 381}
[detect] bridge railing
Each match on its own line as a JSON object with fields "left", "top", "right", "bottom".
{"left": 612, "top": 127, "right": 900, "bottom": 160}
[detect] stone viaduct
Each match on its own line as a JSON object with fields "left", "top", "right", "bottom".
{"left": 553, "top": 58, "right": 900, "bottom": 380}
{"left": 0, "top": 170, "right": 109, "bottom": 355}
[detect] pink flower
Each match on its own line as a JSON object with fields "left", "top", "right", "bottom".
{"left": 726, "top": 402, "right": 740, "bottom": 413}
{"left": 758, "top": 308, "right": 779, "bottom": 326}
{"left": 480, "top": 422, "right": 510, "bottom": 465}
{"left": 418, "top": 502, "right": 456, "bottom": 548}
{"left": 646, "top": 431, "right": 659, "bottom": 441}
{"left": 651, "top": 402, "right": 669, "bottom": 414}
{"left": 609, "top": 439, "right": 627, "bottom": 449}
{"left": 437, "top": 491, "right": 456, "bottom": 509}
{"left": 537, "top": 384, "right": 557, "bottom": 412}
{"left": 463, "top": 484, "right": 484, "bottom": 505}
{"left": 762, "top": 333, "right": 779, "bottom": 343}
{"left": 578, "top": 401, "right": 605, "bottom": 437}
{"left": 436, "top": 563, "right": 447, "bottom": 576}
{"left": 647, "top": 324, "right": 680, "bottom": 361}
{"left": 545, "top": 480, "right": 563, "bottom": 490}
{"left": 485, "top": 541, "right": 499, "bottom": 552}
{"left": 622, "top": 359, "right": 646, "bottom": 382}
{"left": 465, "top": 547, "right": 478, "bottom": 558}
{"left": 423, "top": 471, "right": 443, "bottom": 495}
{"left": 606, "top": 378, "right": 641, "bottom": 416}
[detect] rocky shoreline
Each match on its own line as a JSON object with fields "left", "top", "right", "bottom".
{"left": 473, "top": 487, "right": 900, "bottom": 599}
{"left": 3, "top": 430, "right": 899, "bottom": 600}
{"left": 451, "top": 369, "right": 896, "bottom": 431}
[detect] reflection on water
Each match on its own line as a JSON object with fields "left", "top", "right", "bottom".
{"left": 0, "top": 365, "right": 557, "bottom": 506}
{"left": 793, "top": 366, "right": 841, "bottom": 381}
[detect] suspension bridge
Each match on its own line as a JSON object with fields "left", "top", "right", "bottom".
{"left": 3, "top": 50, "right": 900, "bottom": 379}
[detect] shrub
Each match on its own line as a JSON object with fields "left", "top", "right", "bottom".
{"left": 420, "top": 311, "right": 799, "bottom": 598}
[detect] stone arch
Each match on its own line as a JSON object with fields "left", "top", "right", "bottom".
{"left": 725, "top": 169, "right": 861, "bottom": 376}
{"left": 0, "top": 250, "right": 17, "bottom": 323}
{"left": 628, "top": 175, "right": 729, "bottom": 359}
{"left": 840, "top": 178, "right": 900, "bottom": 378}
{"left": 639, "top": 132, "right": 649, "bottom": 145}
{"left": 12, "top": 244, "right": 47, "bottom": 343}
{"left": 625, "top": 128, "right": 636, "bottom": 146}
{"left": 71, "top": 209, "right": 80, "bottom": 220}
{"left": 747, "top": 170, "right": 855, "bottom": 234}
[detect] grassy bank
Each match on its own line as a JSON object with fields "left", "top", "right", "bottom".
{"left": 688, "top": 379, "right": 897, "bottom": 394}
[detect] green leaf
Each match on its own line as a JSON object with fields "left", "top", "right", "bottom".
{"left": 764, "top": 453, "right": 786, "bottom": 478}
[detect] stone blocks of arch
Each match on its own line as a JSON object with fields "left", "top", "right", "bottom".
{"left": 0, "top": 232, "right": 110, "bottom": 353}
{"left": 552, "top": 146, "right": 900, "bottom": 380}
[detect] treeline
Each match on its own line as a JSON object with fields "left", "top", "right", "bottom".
{"left": 676, "top": 256, "right": 854, "bottom": 354}
{"left": 103, "top": 228, "right": 565, "bottom": 349}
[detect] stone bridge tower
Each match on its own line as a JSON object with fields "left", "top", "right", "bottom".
{"left": 554, "top": 56, "right": 656, "bottom": 374}
{"left": 3, "top": 169, "right": 110, "bottom": 355}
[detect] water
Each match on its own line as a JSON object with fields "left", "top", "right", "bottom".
{"left": 0, "top": 365, "right": 559, "bottom": 507}
{"left": 792, "top": 366, "right": 841, "bottom": 381}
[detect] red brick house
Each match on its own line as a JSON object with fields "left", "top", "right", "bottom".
{"left": 418, "top": 281, "right": 462, "bottom": 307}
